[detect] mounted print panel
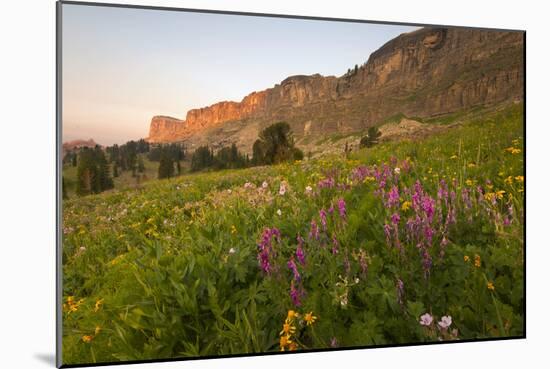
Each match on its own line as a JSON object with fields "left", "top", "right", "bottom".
{"left": 57, "top": 1, "right": 525, "bottom": 367}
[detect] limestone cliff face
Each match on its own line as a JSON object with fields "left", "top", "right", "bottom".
{"left": 147, "top": 27, "right": 524, "bottom": 147}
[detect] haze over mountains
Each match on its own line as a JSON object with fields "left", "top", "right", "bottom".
{"left": 145, "top": 27, "right": 523, "bottom": 154}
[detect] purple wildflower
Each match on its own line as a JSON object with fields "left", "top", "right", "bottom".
{"left": 331, "top": 234, "right": 339, "bottom": 255}
{"left": 462, "top": 188, "right": 472, "bottom": 209}
{"left": 296, "top": 235, "right": 305, "bottom": 265}
{"left": 287, "top": 256, "right": 301, "bottom": 282}
{"left": 422, "top": 248, "right": 432, "bottom": 278}
{"left": 387, "top": 186, "right": 400, "bottom": 208}
{"left": 309, "top": 220, "right": 319, "bottom": 240}
{"left": 343, "top": 251, "right": 351, "bottom": 274}
{"left": 257, "top": 227, "right": 280, "bottom": 275}
{"left": 438, "top": 179, "right": 449, "bottom": 201}
{"left": 391, "top": 212, "right": 400, "bottom": 225}
{"left": 290, "top": 280, "right": 303, "bottom": 307}
{"left": 318, "top": 177, "right": 335, "bottom": 189}
{"left": 422, "top": 196, "right": 435, "bottom": 221}
{"left": 319, "top": 209, "right": 328, "bottom": 231}
{"left": 337, "top": 198, "right": 347, "bottom": 220}
{"left": 424, "top": 225, "right": 434, "bottom": 245}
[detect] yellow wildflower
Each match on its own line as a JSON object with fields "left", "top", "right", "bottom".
{"left": 515, "top": 176, "right": 524, "bottom": 183}
{"left": 280, "top": 322, "right": 296, "bottom": 336}
{"left": 94, "top": 326, "right": 101, "bottom": 335}
{"left": 364, "top": 176, "right": 375, "bottom": 182}
{"left": 465, "top": 179, "right": 474, "bottom": 186}
{"left": 487, "top": 282, "right": 495, "bottom": 291}
{"left": 230, "top": 225, "right": 237, "bottom": 235}
{"left": 495, "top": 190, "right": 506, "bottom": 200}
{"left": 287, "top": 310, "right": 299, "bottom": 321}
{"left": 82, "top": 335, "right": 93, "bottom": 343}
{"left": 94, "top": 299, "right": 104, "bottom": 312}
{"left": 474, "top": 254, "right": 481, "bottom": 268}
{"left": 65, "top": 296, "right": 84, "bottom": 314}
{"left": 279, "top": 335, "right": 292, "bottom": 351}
{"left": 505, "top": 147, "right": 521, "bottom": 155}
{"left": 450, "top": 155, "right": 458, "bottom": 159}
{"left": 464, "top": 255, "right": 470, "bottom": 262}
{"left": 504, "top": 176, "right": 513, "bottom": 185}
{"left": 401, "top": 201, "right": 412, "bottom": 211}
{"left": 304, "top": 312, "right": 318, "bottom": 326}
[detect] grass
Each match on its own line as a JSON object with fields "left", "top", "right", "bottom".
{"left": 61, "top": 103, "right": 524, "bottom": 365}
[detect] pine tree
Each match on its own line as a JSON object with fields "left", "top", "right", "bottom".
{"left": 252, "top": 122, "right": 297, "bottom": 165}
{"left": 95, "top": 147, "right": 114, "bottom": 191}
{"left": 158, "top": 150, "right": 174, "bottom": 179}
{"left": 76, "top": 148, "right": 94, "bottom": 196}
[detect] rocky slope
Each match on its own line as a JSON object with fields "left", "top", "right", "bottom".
{"left": 147, "top": 27, "right": 524, "bottom": 153}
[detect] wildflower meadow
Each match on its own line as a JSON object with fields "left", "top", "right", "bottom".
{"left": 62, "top": 105, "right": 524, "bottom": 364}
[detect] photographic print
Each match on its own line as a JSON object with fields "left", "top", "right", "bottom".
{"left": 58, "top": 1, "right": 525, "bottom": 366}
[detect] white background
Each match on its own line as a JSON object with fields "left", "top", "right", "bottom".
{"left": 0, "top": 0, "right": 548, "bottom": 368}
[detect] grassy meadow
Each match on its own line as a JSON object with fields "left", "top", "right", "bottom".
{"left": 61, "top": 104, "right": 524, "bottom": 364}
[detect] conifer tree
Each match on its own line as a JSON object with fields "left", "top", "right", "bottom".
{"left": 158, "top": 150, "right": 174, "bottom": 179}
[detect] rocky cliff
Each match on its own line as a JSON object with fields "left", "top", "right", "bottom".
{"left": 147, "top": 27, "right": 524, "bottom": 151}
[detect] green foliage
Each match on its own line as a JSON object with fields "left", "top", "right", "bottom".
{"left": 190, "top": 146, "right": 215, "bottom": 172}
{"left": 147, "top": 143, "right": 185, "bottom": 163}
{"left": 61, "top": 104, "right": 524, "bottom": 365}
{"left": 252, "top": 122, "right": 299, "bottom": 165}
{"left": 157, "top": 150, "right": 175, "bottom": 179}
{"left": 76, "top": 146, "right": 114, "bottom": 196}
{"left": 191, "top": 144, "right": 249, "bottom": 172}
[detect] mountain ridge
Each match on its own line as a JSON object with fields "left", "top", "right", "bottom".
{"left": 147, "top": 27, "right": 524, "bottom": 153}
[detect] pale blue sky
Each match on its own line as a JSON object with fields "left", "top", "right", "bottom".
{"left": 62, "top": 4, "right": 418, "bottom": 145}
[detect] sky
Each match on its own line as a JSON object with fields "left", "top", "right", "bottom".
{"left": 62, "top": 4, "right": 418, "bottom": 145}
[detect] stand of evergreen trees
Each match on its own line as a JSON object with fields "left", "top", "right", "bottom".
{"left": 67, "top": 123, "right": 306, "bottom": 195}
{"left": 106, "top": 139, "right": 150, "bottom": 177}
{"left": 76, "top": 146, "right": 114, "bottom": 196}
{"left": 149, "top": 143, "right": 185, "bottom": 179}
{"left": 190, "top": 143, "right": 249, "bottom": 172}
